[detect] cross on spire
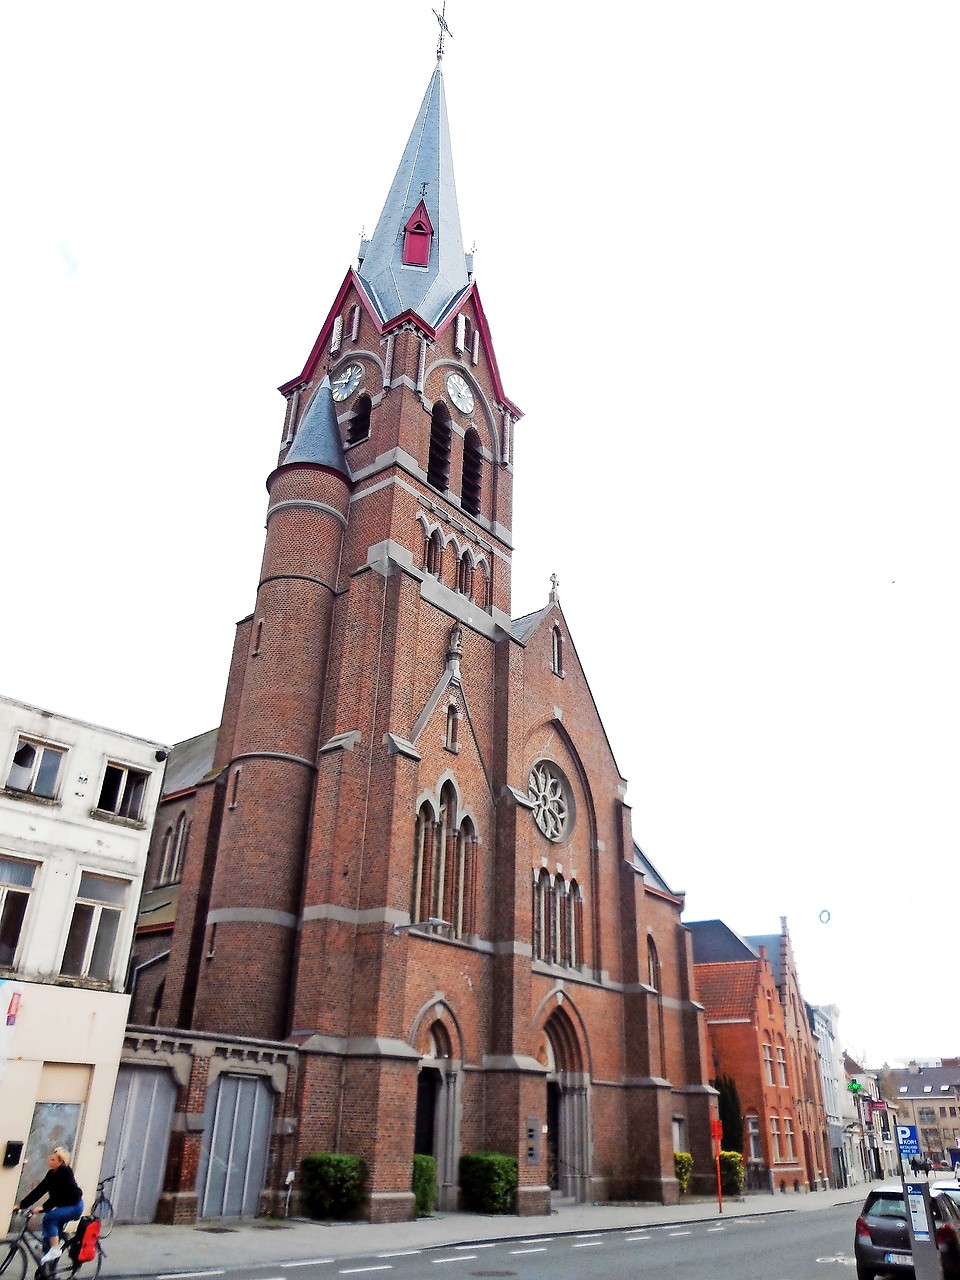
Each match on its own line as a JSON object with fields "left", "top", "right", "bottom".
{"left": 433, "top": 3, "right": 453, "bottom": 60}
{"left": 549, "top": 573, "right": 560, "bottom": 603}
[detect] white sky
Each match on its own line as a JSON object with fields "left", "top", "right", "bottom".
{"left": 2, "top": 2, "right": 958, "bottom": 1070}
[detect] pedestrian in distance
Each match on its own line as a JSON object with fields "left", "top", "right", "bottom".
{"left": 17, "top": 1148, "right": 84, "bottom": 1265}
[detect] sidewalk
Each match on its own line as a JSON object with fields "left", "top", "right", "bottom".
{"left": 101, "top": 1184, "right": 870, "bottom": 1277}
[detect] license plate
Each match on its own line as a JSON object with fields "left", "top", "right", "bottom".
{"left": 884, "top": 1253, "right": 912, "bottom": 1266}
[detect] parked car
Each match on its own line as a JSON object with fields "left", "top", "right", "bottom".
{"left": 854, "top": 1183, "right": 960, "bottom": 1280}
{"left": 932, "top": 1179, "right": 960, "bottom": 1212}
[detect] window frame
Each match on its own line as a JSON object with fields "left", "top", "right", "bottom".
{"left": 0, "top": 854, "right": 39, "bottom": 969}
{"left": 4, "top": 735, "right": 68, "bottom": 801}
{"left": 59, "top": 870, "right": 129, "bottom": 983}
{"left": 762, "top": 1042, "right": 774, "bottom": 1085}
{"left": 94, "top": 760, "right": 151, "bottom": 824}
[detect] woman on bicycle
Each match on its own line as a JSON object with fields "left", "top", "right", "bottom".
{"left": 17, "top": 1148, "right": 84, "bottom": 1266}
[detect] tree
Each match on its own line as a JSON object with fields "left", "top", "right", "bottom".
{"left": 712, "top": 1074, "right": 744, "bottom": 1154}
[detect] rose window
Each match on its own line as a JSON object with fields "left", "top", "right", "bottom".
{"left": 527, "top": 762, "right": 571, "bottom": 841}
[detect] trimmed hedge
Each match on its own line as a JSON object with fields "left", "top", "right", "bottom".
{"left": 674, "top": 1151, "right": 693, "bottom": 1194}
{"left": 412, "top": 1154, "right": 438, "bottom": 1216}
{"left": 301, "top": 1153, "right": 368, "bottom": 1220}
{"left": 459, "top": 1152, "right": 518, "bottom": 1214}
{"left": 719, "top": 1150, "right": 745, "bottom": 1195}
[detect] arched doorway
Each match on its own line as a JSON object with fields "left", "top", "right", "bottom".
{"left": 414, "top": 1018, "right": 462, "bottom": 1210}
{"left": 538, "top": 1003, "right": 591, "bottom": 1203}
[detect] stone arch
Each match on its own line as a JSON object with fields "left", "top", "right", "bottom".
{"left": 407, "top": 997, "right": 463, "bottom": 1211}
{"left": 535, "top": 996, "right": 591, "bottom": 1202}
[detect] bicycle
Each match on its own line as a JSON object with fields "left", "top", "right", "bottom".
{"left": 0, "top": 1210, "right": 103, "bottom": 1280}
{"left": 89, "top": 1176, "right": 116, "bottom": 1239}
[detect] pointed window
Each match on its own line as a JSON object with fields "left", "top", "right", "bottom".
{"left": 349, "top": 303, "right": 361, "bottom": 342}
{"left": 425, "top": 529, "right": 443, "bottom": 577}
{"left": 474, "top": 562, "right": 489, "bottom": 611}
{"left": 457, "top": 552, "right": 474, "bottom": 598}
{"left": 461, "top": 428, "right": 482, "bottom": 516}
{"left": 347, "top": 393, "right": 372, "bottom": 445}
{"left": 428, "top": 403, "right": 452, "bottom": 491}
{"left": 551, "top": 626, "right": 564, "bottom": 676}
{"left": 445, "top": 704, "right": 459, "bottom": 752}
{"left": 455, "top": 314, "right": 467, "bottom": 354}
{"left": 402, "top": 200, "right": 434, "bottom": 268}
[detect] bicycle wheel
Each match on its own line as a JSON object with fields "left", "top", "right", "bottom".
{"left": 93, "top": 1198, "right": 114, "bottom": 1240}
{"left": 0, "top": 1243, "right": 28, "bottom": 1280}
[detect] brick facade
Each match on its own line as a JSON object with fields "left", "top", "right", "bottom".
{"left": 127, "top": 63, "right": 716, "bottom": 1221}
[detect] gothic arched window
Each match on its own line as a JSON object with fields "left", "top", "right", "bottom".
{"left": 425, "top": 529, "right": 443, "bottom": 577}
{"left": 428, "top": 403, "right": 452, "bottom": 492}
{"left": 346, "top": 393, "right": 372, "bottom": 445}
{"left": 457, "top": 553, "right": 474, "bottom": 598}
{"left": 461, "top": 428, "right": 482, "bottom": 515}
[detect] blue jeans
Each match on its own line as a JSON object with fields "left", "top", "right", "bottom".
{"left": 41, "top": 1202, "right": 83, "bottom": 1245}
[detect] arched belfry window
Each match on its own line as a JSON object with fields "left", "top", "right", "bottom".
{"left": 461, "top": 428, "right": 482, "bottom": 516}
{"left": 403, "top": 199, "right": 434, "bottom": 268}
{"left": 428, "top": 403, "right": 452, "bottom": 491}
{"left": 346, "top": 393, "right": 372, "bottom": 445}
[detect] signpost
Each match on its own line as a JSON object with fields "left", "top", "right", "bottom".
{"left": 712, "top": 1117, "right": 724, "bottom": 1214}
{"left": 895, "top": 1124, "right": 941, "bottom": 1280}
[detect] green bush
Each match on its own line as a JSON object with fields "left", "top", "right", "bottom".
{"left": 674, "top": 1151, "right": 694, "bottom": 1194}
{"left": 412, "top": 1154, "right": 438, "bottom": 1216}
{"left": 301, "top": 1153, "right": 368, "bottom": 1219}
{"left": 459, "top": 1152, "right": 518, "bottom": 1214}
{"left": 719, "top": 1150, "right": 745, "bottom": 1195}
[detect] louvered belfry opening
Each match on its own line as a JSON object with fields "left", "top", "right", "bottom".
{"left": 427, "top": 402, "right": 452, "bottom": 491}
{"left": 461, "top": 427, "right": 482, "bottom": 514}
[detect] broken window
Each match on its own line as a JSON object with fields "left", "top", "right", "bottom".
{"left": 97, "top": 763, "right": 149, "bottom": 821}
{"left": 5, "top": 737, "right": 66, "bottom": 799}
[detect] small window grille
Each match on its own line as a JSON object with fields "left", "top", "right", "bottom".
{"left": 461, "top": 429, "right": 482, "bottom": 515}
{"left": 349, "top": 304, "right": 361, "bottom": 342}
{"left": 455, "top": 315, "right": 466, "bottom": 354}
{"left": 330, "top": 315, "right": 343, "bottom": 354}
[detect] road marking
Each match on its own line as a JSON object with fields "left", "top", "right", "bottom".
{"left": 572, "top": 1241, "right": 603, "bottom": 1248}
{"left": 510, "top": 1248, "right": 547, "bottom": 1255}
{"left": 283, "top": 1263, "right": 335, "bottom": 1269}
{"left": 707, "top": 1227, "right": 726, "bottom": 1233}
{"left": 339, "top": 1268, "right": 394, "bottom": 1276}
{"left": 455, "top": 1244, "right": 494, "bottom": 1250}
{"left": 375, "top": 1254, "right": 421, "bottom": 1260}
{"left": 576, "top": 1232, "right": 602, "bottom": 1238}
{"left": 520, "top": 1238, "right": 553, "bottom": 1244}
{"left": 432, "top": 1258, "right": 477, "bottom": 1265}
{"left": 160, "top": 1272, "right": 225, "bottom": 1279}
{"left": 624, "top": 1234, "right": 650, "bottom": 1241}
{"left": 668, "top": 1231, "right": 692, "bottom": 1237}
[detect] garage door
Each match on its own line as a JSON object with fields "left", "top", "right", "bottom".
{"left": 101, "top": 1066, "right": 177, "bottom": 1223}
{"left": 197, "top": 1074, "right": 273, "bottom": 1218}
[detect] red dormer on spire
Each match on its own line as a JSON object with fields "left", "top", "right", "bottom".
{"left": 402, "top": 199, "right": 433, "bottom": 267}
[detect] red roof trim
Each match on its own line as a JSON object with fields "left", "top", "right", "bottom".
{"left": 278, "top": 271, "right": 522, "bottom": 420}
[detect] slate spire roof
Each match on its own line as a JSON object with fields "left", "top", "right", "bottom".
{"left": 282, "top": 376, "right": 349, "bottom": 477}
{"left": 357, "top": 63, "right": 470, "bottom": 329}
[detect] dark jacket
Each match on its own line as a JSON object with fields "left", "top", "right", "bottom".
{"left": 18, "top": 1164, "right": 83, "bottom": 1211}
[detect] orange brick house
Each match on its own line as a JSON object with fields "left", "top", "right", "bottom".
{"left": 107, "top": 57, "right": 718, "bottom": 1226}
{"left": 690, "top": 919, "right": 828, "bottom": 1193}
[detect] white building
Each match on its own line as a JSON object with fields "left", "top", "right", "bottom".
{"left": 0, "top": 695, "right": 165, "bottom": 1222}
{"left": 811, "top": 1004, "right": 846, "bottom": 1187}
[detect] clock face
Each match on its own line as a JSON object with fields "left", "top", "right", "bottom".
{"left": 446, "top": 372, "right": 475, "bottom": 414}
{"left": 331, "top": 363, "right": 363, "bottom": 402}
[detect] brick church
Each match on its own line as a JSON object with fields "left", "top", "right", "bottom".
{"left": 122, "top": 55, "right": 716, "bottom": 1224}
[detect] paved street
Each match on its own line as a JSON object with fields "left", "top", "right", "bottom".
{"left": 95, "top": 1184, "right": 870, "bottom": 1280}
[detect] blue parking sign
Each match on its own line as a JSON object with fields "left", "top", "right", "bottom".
{"left": 897, "top": 1124, "right": 920, "bottom": 1156}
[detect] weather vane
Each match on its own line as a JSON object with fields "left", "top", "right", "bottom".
{"left": 433, "top": 3, "right": 453, "bottom": 60}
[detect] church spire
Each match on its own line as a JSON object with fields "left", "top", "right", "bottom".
{"left": 357, "top": 64, "right": 470, "bottom": 330}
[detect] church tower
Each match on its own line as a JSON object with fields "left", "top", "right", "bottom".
{"left": 142, "top": 48, "right": 713, "bottom": 1226}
